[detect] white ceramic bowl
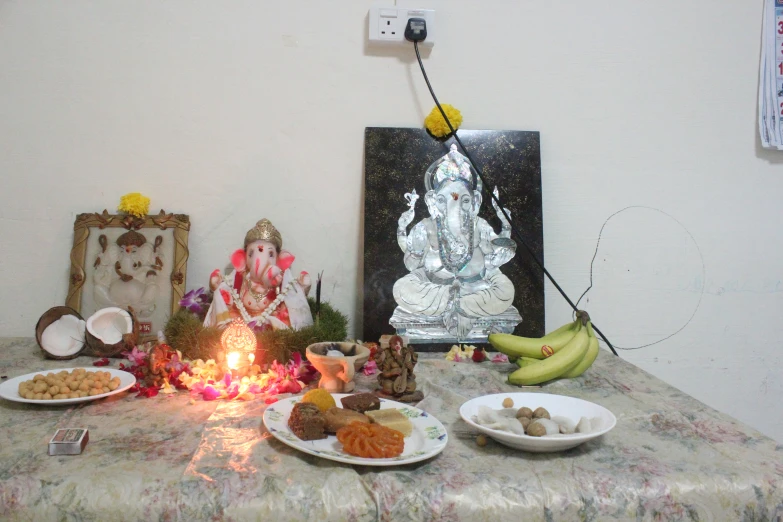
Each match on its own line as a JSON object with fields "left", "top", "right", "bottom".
{"left": 459, "top": 392, "right": 616, "bottom": 453}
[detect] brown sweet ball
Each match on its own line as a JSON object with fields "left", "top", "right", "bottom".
{"left": 518, "top": 417, "right": 531, "bottom": 431}
{"left": 502, "top": 397, "right": 514, "bottom": 408}
{"left": 476, "top": 434, "right": 488, "bottom": 447}
{"left": 516, "top": 407, "right": 533, "bottom": 419}
{"left": 533, "top": 407, "right": 550, "bottom": 420}
{"left": 527, "top": 421, "right": 547, "bottom": 437}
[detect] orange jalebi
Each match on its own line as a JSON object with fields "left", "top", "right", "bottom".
{"left": 336, "top": 422, "right": 404, "bottom": 459}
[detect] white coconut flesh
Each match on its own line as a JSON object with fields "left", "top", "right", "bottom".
{"left": 41, "top": 315, "right": 86, "bottom": 356}
{"left": 87, "top": 307, "right": 132, "bottom": 345}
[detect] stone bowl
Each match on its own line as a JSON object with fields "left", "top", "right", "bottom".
{"left": 305, "top": 342, "right": 371, "bottom": 393}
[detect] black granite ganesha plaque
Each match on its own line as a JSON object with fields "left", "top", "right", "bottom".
{"left": 362, "top": 128, "right": 544, "bottom": 351}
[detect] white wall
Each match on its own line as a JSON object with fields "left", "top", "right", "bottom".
{"left": 1, "top": 1, "right": 781, "bottom": 441}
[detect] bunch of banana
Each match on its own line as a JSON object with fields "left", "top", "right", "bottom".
{"left": 488, "top": 311, "right": 600, "bottom": 386}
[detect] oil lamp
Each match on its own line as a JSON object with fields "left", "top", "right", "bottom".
{"left": 220, "top": 319, "right": 257, "bottom": 376}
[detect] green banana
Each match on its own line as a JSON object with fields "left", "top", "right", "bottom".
{"left": 489, "top": 319, "right": 579, "bottom": 360}
{"left": 515, "top": 357, "right": 541, "bottom": 368}
{"left": 561, "top": 322, "right": 599, "bottom": 378}
{"left": 507, "top": 322, "right": 590, "bottom": 386}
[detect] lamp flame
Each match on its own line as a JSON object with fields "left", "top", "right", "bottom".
{"left": 220, "top": 319, "right": 257, "bottom": 371}
{"left": 226, "top": 351, "right": 241, "bottom": 370}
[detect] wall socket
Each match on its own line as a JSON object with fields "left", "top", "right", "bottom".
{"left": 368, "top": 7, "right": 435, "bottom": 47}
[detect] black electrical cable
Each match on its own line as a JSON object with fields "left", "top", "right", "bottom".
{"left": 412, "top": 40, "right": 618, "bottom": 357}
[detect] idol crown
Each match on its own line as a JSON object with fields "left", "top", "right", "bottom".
{"left": 425, "top": 144, "right": 481, "bottom": 193}
{"left": 244, "top": 218, "right": 283, "bottom": 251}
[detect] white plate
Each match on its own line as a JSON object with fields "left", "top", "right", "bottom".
{"left": 459, "top": 393, "right": 616, "bottom": 453}
{"left": 263, "top": 393, "right": 448, "bottom": 466}
{"left": 0, "top": 367, "right": 137, "bottom": 405}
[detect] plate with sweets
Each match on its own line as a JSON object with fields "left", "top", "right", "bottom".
{"left": 0, "top": 367, "right": 136, "bottom": 405}
{"left": 263, "top": 392, "right": 448, "bottom": 466}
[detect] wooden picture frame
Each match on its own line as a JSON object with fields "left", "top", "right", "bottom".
{"left": 66, "top": 210, "right": 190, "bottom": 340}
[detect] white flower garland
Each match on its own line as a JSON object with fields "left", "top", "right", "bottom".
{"left": 224, "top": 275, "right": 296, "bottom": 326}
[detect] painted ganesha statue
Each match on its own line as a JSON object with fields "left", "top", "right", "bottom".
{"left": 203, "top": 219, "right": 313, "bottom": 331}
{"left": 391, "top": 144, "right": 522, "bottom": 343}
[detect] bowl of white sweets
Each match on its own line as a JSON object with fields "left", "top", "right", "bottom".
{"left": 459, "top": 393, "right": 616, "bottom": 453}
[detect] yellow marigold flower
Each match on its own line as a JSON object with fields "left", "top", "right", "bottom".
{"left": 424, "top": 104, "right": 463, "bottom": 138}
{"left": 118, "top": 192, "right": 150, "bottom": 218}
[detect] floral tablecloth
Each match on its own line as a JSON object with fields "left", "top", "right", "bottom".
{"left": 1, "top": 337, "right": 782, "bottom": 521}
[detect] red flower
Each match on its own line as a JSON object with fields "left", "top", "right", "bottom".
{"left": 472, "top": 348, "right": 487, "bottom": 363}
{"left": 93, "top": 358, "right": 110, "bottom": 367}
{"left": 136, "top": 385, "right": 160, "bottom": 398}
{"left": 364, "top": 342, "right": 380, "bottom": 359}
{"left": 264, "top": 397, "right": 278, "bottom": 405}
{"left": 168, "top": 367, "right": 190, "bottom": 390}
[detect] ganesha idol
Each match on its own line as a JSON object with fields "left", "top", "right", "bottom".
{"left": 391, "top": 144, "right": 522, "bottom": 344}
{"left": 203, "top": 219, "right": 314, "bottom": 331}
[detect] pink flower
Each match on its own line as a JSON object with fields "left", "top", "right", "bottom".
{"left": 268, "top": 377, "right": 301, "bottom": 395}
{"left": 285, "top": 352, "right": 318, "bottom": 384}
{"left": 224, "top": 383, "right": 240, "bottom": 400}
{"left": 165, "top": 353, "right": 188, "bottom": 374}
{"left": 189, "top": 382, "right": 206, "bottom": 397}
{"left": 362, "top": 360, "right": 378, "bottom": 376}
{"left": 201, "top": 386, "right": 221, "bottom": 401}
{"left": 491, "top": 353, "right": 509, "bottom": 363}
{"left": 122, "top": 346, "right": 148, "bottom": 366}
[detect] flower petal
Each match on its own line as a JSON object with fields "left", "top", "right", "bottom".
{"left": 201, "top": 386, "right": 220, "bottom": 401}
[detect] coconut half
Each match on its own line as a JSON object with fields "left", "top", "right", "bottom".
{"left": 42, "top": 315, "right": 86, "bottom": 356}
{"left": 84, "top": 307, "right": 138, "bottom": 358}
{"left": 35, "top": 306, "right": 87, "bottom": 360}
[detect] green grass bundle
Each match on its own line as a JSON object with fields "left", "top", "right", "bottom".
{"left": 164, "top": 298, "right": 348, "bottom": 364}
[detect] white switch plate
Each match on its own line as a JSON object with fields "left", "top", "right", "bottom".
{"left": 368, "top": 7, "right": 435, "bottom": 47}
